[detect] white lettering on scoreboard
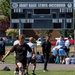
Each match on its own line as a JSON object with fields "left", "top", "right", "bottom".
{"left": 48, "top": 4, "right": 65, "bottom": 8}
{"left": 11, "top": 19, "right": 34, "bottom": 23}
{"left": 29, "top": 4, "right": 37, "bottom": 7}
{"left": 11, "top": 3, "right": 73, "bottom": 8}
{"left": 38, "top": 4, "right": 48, "bottom": 7}
{"left": 19, "top": 3, "right": 66, "bottom": 8}
{"left": 19, "top": 4, "right": 28, "bottom": 8}
{"left": 52, "top": 19, "right": 63, "bottom": 23}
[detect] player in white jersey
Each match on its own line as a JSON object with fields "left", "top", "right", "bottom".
{"left": 26, "top": 37, "right": 36, "bottom": 75}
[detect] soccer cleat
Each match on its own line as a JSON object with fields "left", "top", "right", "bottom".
{"left": 43, "top": 69, "right": 48, "bottom": 72}
{"left": 24, "top": 73, "right": 29, "bottom": 75}
{"left": 14, "top": 71, "right": 19, "bottom": 74}
{"left": 32, "top": 72, "right": 36, "bottom": 75}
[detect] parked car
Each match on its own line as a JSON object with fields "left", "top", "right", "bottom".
{"left": 69, "top": 39, "right": 74, "bottom": 45}
{"left": 36, "top": 37, "right": 74, "bottom": 46}
{"left": 36, "top": 38, "right": 56, "bottom": 46}
{"left": 51, "top": 41, "right": 56, "bottom": 46}
{"left": 54, "top": 37, "right": 74, "bottom": 45}
{"left": 24, "top": 38, "right": 29, "bottom": 43}
{"left": 5, "top": 39, "right": 14, "bottom": 46}
{"left": 36, "top": 38, "right": 46, "bottom": 46}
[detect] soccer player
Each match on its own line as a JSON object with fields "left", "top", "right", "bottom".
{"left": 2, "top": 34, "right": 32, "bottom": 75}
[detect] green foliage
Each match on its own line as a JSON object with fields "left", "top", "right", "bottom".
{"left": 0, "top": 0, "right": 10, "bottom": 19}
{"left": 5, "top": 54, "right": 15, "bottom": 64}
{"left": 65, "top": 30, "right": 74, "bottom": 38}
{"left": 58, "top": 30, "right": 74, "bottom": 39}
{"left": 6, "top": 29, "right": 19, "bottom": 38}
{"left": 45, "top": 30, "right": 53, "bottom": 37}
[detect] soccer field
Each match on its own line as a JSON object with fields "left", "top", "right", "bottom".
{"left": 0, "top": 70, "right": 75, "bottom": 75}
{"left": 1, "top": 46, "right": 75, "bottom": 75}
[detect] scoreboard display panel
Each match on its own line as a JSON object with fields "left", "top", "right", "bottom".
{"left": 10, "top": 0, "right": 74, "bottom": 29}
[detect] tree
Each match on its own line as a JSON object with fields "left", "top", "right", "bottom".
{"left": 45, "top": 30, "right": 53, "bottom": 37}
{"left": 0, "top": 18, "right": 10, "bottom": 33}
{"left": 6, "top": 28, "right": 19, "bottom": 38}
{"left": 0, "top": 0, "right": 10, "bottom": 19}
{"left": 65, "top": 30, "right": 74, "bottom": 39}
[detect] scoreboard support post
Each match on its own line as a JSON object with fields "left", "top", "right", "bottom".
{"left": 74, "top": 30, "right": 75, "bottom": 64}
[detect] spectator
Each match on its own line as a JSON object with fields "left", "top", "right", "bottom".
{"left": 52, "top": 36, "right": 65, "bottom": 54}
{"left": 41, "top": 36, "right": 51, "bottom": 72}
{"left": 0, "top": 37, "right": 5, "bottom": 61}
{"left": 64, "top": 37, "right": 70, "bottom": 56}
{"left": 52, "top": 36, "right": 65, "bottom": 64}
{"left": 36, "top": 51, "right": 44, "bottom": 63}
{"left": 52, "top": 36, "right": 65, "bottom": 57}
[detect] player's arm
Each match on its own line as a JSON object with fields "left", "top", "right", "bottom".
{"left": 2, "top": 50, "right": 11, "bottom": 61}
{"left": 2, "top": 45, "right": 16, "bottom": 61}
{"left": 32, "top": 48, "right": 36, "bottom": 59}
{"left": 32, "top": 47, "right": 35, "bottom": 54}
{"left": 26, "top": 44, "right": 32, "bottom": 52}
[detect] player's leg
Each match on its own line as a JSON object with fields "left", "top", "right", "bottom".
{"left": 31, "top": 58, "right": 36, "bottom": 75}
{"left": 17, "top": 62, "right": 25, "bottom": 75}
{"left": 24, "top": 58, "right": 30, "bottom": 75}
{"left": 14, "top": 64, "right": 19, "bottom": 74}
{"left": 14, "top": 57, "right": 19, "bottom": 74}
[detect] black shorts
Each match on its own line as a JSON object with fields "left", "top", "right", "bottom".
{"left": 16, "top": 59, "right": 27, "bottom": 69}
{"left": 27, "top": 57, "right": 36, "bottom": 65}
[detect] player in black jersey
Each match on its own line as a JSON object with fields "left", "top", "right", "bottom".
{"left": 2, "top": 34, "right": 32, "bottom": 75}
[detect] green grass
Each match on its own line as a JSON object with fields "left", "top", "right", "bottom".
{"left": 0, "top": 70, "right": 75, "bottom": 75}
{"left": 1, "top": 46, "right": 75, "bottom": 75}
{"left": 4, "top": 45, "right": 74, "bottom": 64}
{"left": 4, "top": 54, "right": 15, "bottom": 64}
{"left": 4, "top": 46, "right": 15, "bottom": 64}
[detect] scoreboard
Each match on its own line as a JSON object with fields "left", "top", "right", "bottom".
{"left": 10, "top": 0, "right": 74, "bottom": 29}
